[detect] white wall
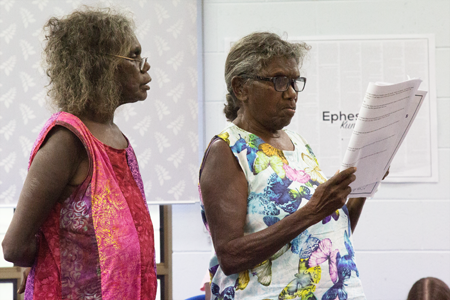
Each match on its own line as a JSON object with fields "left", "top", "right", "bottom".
{"left": 172, "top": 0, "right": 450, "bottom": 299}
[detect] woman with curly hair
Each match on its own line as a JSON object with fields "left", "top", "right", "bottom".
{"left": 2, "top": 6, "right": 156, "bottom": 300}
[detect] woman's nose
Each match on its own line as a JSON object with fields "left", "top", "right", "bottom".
{"left": 284, "top": 83, "right": 297, "bottom": 99}
{"left": 141, "top": 61, "right": 151, "bottom": 73}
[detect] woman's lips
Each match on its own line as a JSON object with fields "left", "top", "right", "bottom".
{"left": 285, "top": 106, "right": 296, "bottom": 112}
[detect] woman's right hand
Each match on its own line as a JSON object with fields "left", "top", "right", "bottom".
{"left": 17, "top": 267, "right": 31, "bottom": 294}
{"left": 306, "top": 167, "right": 357, "bottom": 222}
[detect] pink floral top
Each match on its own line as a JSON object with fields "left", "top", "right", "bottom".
{"left": 25, "top": 112, "right": 157, "bottom": 300}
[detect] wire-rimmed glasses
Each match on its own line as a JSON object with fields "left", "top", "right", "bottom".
{"left": 111, "top": 55, "right": 148, "bottom": 72}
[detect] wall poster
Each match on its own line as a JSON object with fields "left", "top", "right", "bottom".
{"left": 285, "top": 35, "right": 438, "bottom": 183}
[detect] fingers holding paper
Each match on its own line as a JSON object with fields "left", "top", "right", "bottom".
{"left": 306, "top": 167, "right": 357, "bottom": 221}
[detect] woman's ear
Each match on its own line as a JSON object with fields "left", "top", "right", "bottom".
{"left": 231, "top": 76, "right": 248, "bottom": 102}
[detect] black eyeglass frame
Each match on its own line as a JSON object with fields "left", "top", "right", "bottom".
{"left": 111, "top": 54, "right": 148, "bottom": 72}
{"left": 244, "top": 75, "right": 307, "bottom": 92}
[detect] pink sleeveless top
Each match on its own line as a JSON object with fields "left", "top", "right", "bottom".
{"left": 25, "top": 112, "right": 157, "bottom": 300}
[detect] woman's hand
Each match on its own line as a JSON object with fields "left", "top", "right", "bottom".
{"left": 17, "top": 267, "right": 31, "bottom": 294}
{"left": 305, "top": 167, "right": 357, "bottom": 222}
{"left": 346, "top": 166, "right": 390, "bottom": 233}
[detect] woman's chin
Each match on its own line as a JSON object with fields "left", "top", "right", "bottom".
{"left": 120, "top": 94, "right": 148, "bottom": 105}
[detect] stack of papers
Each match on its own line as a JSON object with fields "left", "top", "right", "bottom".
{"left": 341, "top": 78, "right": 427, "bottom": 197}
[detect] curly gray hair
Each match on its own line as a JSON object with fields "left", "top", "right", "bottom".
{"left": 43, "top": 6, "right": 136, "bottom": 118}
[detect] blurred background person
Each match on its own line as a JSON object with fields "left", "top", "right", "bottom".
{"left": 407, "top": 277, "right": 450, "bottom": 300}
{"left": 1, "top": 6, "right": 156, "bottom": 300}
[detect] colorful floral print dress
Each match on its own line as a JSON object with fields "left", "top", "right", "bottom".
{"left": 199, "top": 123, "right": 366, "bottom": 300}
{"left": 25, "top": 112, "right": 157, "bottom": 300}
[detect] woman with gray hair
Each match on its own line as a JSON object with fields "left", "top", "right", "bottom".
{"left": 2, "top": 7, "right": 156, "bottom": 299}
{"left": 199, "top": 32, "right": 384, "bottom": 299}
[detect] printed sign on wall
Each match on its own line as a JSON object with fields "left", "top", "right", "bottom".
{"left": 286, "top": 36, "right": 438, "bottom": 183}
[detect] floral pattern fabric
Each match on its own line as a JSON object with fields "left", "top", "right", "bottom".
{"left": 199, "top": 123, "right": 366, "bottom": 300}
{"left": 25, "top": 112, "right": 157, "bottom": 300}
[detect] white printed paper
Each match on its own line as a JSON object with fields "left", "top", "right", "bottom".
{"left": 340, "top": 79, "right": 427, "bottom": 197}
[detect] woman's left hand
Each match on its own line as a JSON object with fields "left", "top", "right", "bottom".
{"left": 346, "top": 166, "right": 391, "bottom": 233}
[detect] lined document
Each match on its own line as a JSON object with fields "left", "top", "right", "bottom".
{"left": 341, "top": 79, "right": 427, "bottom": 197}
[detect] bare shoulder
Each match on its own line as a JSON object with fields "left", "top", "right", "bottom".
{"left": 200, "top": 137, "right": 246, "bottom": 199}
{"left": 42, "top": 125, "right": 84, "bottom": 152}
{"left": 207, "top": 138, "right": 232, "bottom": 158}
{"left": 201, "top": 138, "right": 240, "bottom": 177}
{"left": 34, "top": 125, "right": 88, "bottom": 186}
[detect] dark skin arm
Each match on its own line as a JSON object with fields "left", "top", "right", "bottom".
{"left": 17, "top": 267, "right": 30, "bottom": 294}
{"left": 346, "top": 168, "right": 390, "bottom": 233}
{"left": 346, "top": 197, "right": 367, "bottom": 234}
{"left": 200, "top": 139, "right": 357, "bottom": 276}
{"left": 204, "top": 282, "right": 211, "bottom": 300}
{"left": 2, "top": 126, "right": 88, "bottom": 267}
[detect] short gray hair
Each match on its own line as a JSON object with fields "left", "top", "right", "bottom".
{"left": 224, "top": 32, "right": 310, "bottom": 121}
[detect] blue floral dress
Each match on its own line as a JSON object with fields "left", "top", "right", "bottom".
{"left": 199, "top": 123, "right": 366, "bottom": 300}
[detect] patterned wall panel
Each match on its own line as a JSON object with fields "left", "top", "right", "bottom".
{"left": 0, "top": 0, "right": 200, "bottom": 205}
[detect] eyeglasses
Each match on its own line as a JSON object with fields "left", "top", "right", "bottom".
{"left": 246, "top": 75, "right": 307, "bottom": 92}
{"left": 111, "top": 55, "right": 148, "bottom": 72}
